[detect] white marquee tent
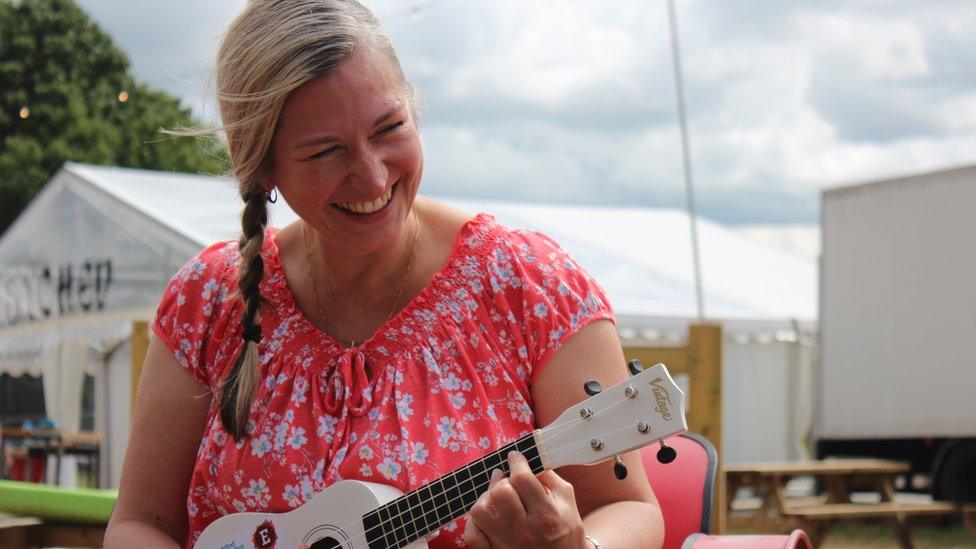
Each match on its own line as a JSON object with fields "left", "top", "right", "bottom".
{"left": 0, "top": 163, "right": 817, "bottom": 487}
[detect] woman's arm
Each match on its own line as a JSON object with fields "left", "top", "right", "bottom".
{"left": 533, "top": 319, "right": 664, "bottom": 548}
{"left": 104, "top": 334, "right": 213, "bottom": 547}
{"left": 464, "top": 319, "right": 665, "bottom": 549}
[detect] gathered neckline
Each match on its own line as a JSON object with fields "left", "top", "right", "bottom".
{"left": 261, "top": 212, "right": 493, "bottom": 351}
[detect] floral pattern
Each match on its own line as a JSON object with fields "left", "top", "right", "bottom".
{"left": 152, "top": 213, "right": 613, "bottom": 547}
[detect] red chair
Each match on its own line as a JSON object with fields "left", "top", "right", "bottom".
{"left": 642, "top": 433, "right": 812, "bottom": 549}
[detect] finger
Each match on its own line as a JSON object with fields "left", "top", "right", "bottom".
{"left": 489, "top": 467, "right": 504, "bottom": 488}
{"left": 462, "top": 516, "right": 492, "bottom": 549}
{"left": 536, "top": 470, "right": 575, "bottom": 501}
{"left": 506, "top": 451, "right": 552, "bottom": 511}
{"left": 488, "top": 475, "right": 526, "bottom": 524}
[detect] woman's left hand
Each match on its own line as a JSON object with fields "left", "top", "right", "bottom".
{"left": 462, "top": 451, "right": 588, "bottom": 549}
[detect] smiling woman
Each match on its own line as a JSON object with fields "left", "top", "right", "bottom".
{"left": 104, "top": 1, "right": 664, "bottom": 548}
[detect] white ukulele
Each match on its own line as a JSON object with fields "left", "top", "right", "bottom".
{"left": 196, "top": 361, "right": 688, "bottom": 549}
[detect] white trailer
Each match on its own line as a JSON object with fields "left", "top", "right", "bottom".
{"left": 818, "top": 164, "right": 976, "bottom": 504}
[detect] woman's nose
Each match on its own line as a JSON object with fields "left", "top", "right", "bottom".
{"left": 348, "top": 145, "right": 388, "bottom": 189}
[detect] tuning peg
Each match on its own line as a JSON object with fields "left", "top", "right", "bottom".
{"left": 656, "top": 440, "right": 677, "bottom": 464}
{"left": 613, "top": 454, "right": 628, "bottom": 480}
{"left": 627, "top": 359, "right": 644, "bottom": 376}
{"left": 583, "top": 380, "right": 603, "bottom": 396}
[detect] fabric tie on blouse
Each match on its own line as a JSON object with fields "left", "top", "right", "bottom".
{"left": 323, "top": 347, "right": 374, "bottom": 464}
{"left": 325, "top": 347, "right": 374, "bottom": 416}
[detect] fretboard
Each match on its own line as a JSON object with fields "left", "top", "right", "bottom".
{"left": 362, "top": 433, "right": 544, "bottom": 549}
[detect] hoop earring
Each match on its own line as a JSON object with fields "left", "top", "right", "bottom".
{"left": 266, "top": 188, "right": 278, "bottom": 204}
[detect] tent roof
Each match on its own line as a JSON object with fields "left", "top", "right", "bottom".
{"left": 66, "top": 163, "right": 816, "bottom": 322}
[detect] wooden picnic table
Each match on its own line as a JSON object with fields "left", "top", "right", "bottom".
{"left": 0, "top": 429, "right": 103, "bottom": 487}
{"left": 724, "top": 458, "right": 957, "bottom": 548}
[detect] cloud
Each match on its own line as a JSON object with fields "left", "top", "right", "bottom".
{"left": 70, "top": 0, "right": 976, "bottom": 226}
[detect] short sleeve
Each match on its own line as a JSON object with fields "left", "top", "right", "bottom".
{"left": 504, "top": 229, "right": 615, "bottom": 384}
{"left": 151, "top": 240, "right": 237, "bottom": 389}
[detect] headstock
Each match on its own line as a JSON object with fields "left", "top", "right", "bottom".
{"left": 537, "top": 361, "right": 687, "bottom": 473}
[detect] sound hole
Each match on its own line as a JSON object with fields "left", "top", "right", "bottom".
{"left": 309, "top": 537, "right": 342, "bottom": 549}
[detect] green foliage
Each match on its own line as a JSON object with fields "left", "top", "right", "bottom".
{"left": 0, "top": 0, "right": 228, "bottom": 234}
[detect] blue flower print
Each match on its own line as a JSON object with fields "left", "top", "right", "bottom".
{"left": 287, "top": 427, "right": 307, "bottom": 450}
{"left": 442, "top": 373, "right": 462, "bottom": 391}
{"left": 410, "top": 442, "right": 429, "bottom": 464}
{"left": 250, "top": 434, "right": 271, "bottom": 457}
{"left": 317, "top": 415, "right": 338, "bottom": 440}
{"left": 397, "top": 394, "right": 414, "bottom": 420}
{"left": 283, "top": 484, "right": 302, "bottom": 508}
{"left": 377, "top": 456, "right": 401, "bottom": 481}
{"left": 437, "top": 417, "right": 459, "bottom": 448}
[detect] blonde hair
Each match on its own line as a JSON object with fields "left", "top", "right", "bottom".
{"left": 208, "top": 0, "right": 416, "bottom": 440}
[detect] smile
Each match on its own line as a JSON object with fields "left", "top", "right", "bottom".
{"left": 334, "top": 183, "right": 396, "bottom": 214}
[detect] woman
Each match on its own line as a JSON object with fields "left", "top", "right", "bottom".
{"left": 105, "top": 1, "right": 664, "bottom": 547}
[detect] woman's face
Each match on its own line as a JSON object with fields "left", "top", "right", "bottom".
{"left": 268, "top": 47, "right": 423, "bottom": 255}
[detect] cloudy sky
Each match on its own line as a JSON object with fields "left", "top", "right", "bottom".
{"left": 75, "top": 0, "right": 976, "bottom": 227}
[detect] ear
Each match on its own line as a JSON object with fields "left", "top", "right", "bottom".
{"left": 256, "top": 160, "right": 274, "bottom": 193}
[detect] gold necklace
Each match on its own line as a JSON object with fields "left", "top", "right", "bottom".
{"left": 301, "top": 209, "right": 420, "bottom": 348}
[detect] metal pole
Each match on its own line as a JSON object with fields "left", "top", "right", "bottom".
{"left": 666, "top": 0, "right": 705, "bottom": 320}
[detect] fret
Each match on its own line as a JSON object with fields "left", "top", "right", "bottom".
{"left": 443, "top": 469, "right": 463, "bottom": 521}
{"left": 415, "top": 485, "right": 433, "bottom": 539}
{"left": 431, "top": 477, "right": 451, "bottom": 528}
{"left": 476, "top": 450, "right": 492, "bottom": 493}
{"left": 499, "top": 440, "right": 517, "bottom": 476}
{"left": 362, "top": 510, "right": 384, "bottom": 549}
{"left": 401, "top": 491, "right": 426, "bottom": 545}
{"left": 377, "top": 502, "right": 399, "bottom": 549}
{"left": 396, "top": 495, "right": 417, "bottom": 545}
{"left": 454, "top": 464, "right": 480, "bottom": 513}
{"left": 515, "top": 434, "right": 545, "bottom": 474}
{"left": 481, "top": 446, "right": 505, "bottom": 480}
{"left": 388, "top": 496, "right": 407, "bottom": 547}
{"left": 417, "top": 483, "right": 438, "bottom": 532}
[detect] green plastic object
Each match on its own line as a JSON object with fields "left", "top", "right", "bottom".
{"left": 0, "top": 480, "right": 117, "bottom": 524}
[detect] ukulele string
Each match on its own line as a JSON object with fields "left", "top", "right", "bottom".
{"left": 341, "top": 420, "right": 657, "bottom": 547}
{"left": 362, "top": 385, "right": 644, "bottom": 538}
{"left": 344, "top": 393, "right": 636, "bottom": 541}
{"left": 536, "top": 391, "right": 636, "bottom": 441}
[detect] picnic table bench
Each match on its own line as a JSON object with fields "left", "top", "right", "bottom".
{"left": 724, "top": 458, "right": 958, "bottom": 548}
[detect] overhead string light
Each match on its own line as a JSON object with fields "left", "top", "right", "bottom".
{"left": 118, "top": 90, "right": 129, "bottom": 103}
{"left": 19, "top": 106, "right": 29, "bottom": 119}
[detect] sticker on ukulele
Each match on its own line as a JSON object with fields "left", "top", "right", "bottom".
{"left": 252, "top": 519, "right": 278, "bottom": 548}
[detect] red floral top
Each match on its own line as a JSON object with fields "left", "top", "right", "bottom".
{"left": 152, "top": 213, "right": 614, "bottom": 547}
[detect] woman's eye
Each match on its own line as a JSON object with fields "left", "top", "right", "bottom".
{"left": 309, "top": 146, "right": 339, "bottom": 159}
{"left": 379, "top": 121, "right": 404, "bottom": 135}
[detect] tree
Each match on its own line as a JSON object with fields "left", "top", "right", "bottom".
{"left": 0, "top": 0, "right": 228, "bottom": 234}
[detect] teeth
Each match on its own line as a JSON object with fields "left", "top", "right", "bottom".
{"left": 337, "top": 186, "right": 393, "bottom": 214}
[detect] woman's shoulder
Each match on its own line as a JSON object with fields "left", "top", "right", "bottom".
{"left": 166, "top": 239, "right": 237, "bottom": 293}
{"left": 175, "top": 229, "right": 278, "bottom": 281}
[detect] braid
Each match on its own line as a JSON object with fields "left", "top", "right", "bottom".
{"left": 219, "top": 187, "right": 269, "bottom": 440}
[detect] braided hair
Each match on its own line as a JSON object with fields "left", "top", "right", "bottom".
{"left": 218, "top": 184, "right": 269, "bottom": 439}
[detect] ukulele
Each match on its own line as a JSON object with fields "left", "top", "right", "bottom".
{"left": 196, "top": 360, "right": 687, "bottom": 549}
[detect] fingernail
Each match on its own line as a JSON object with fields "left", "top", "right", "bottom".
{"left": 490, "top": 468, "right": 504, "bottom": 481}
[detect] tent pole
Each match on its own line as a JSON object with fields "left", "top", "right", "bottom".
{"left": 666, "top": 0, "right": 705, "bottom": 321}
